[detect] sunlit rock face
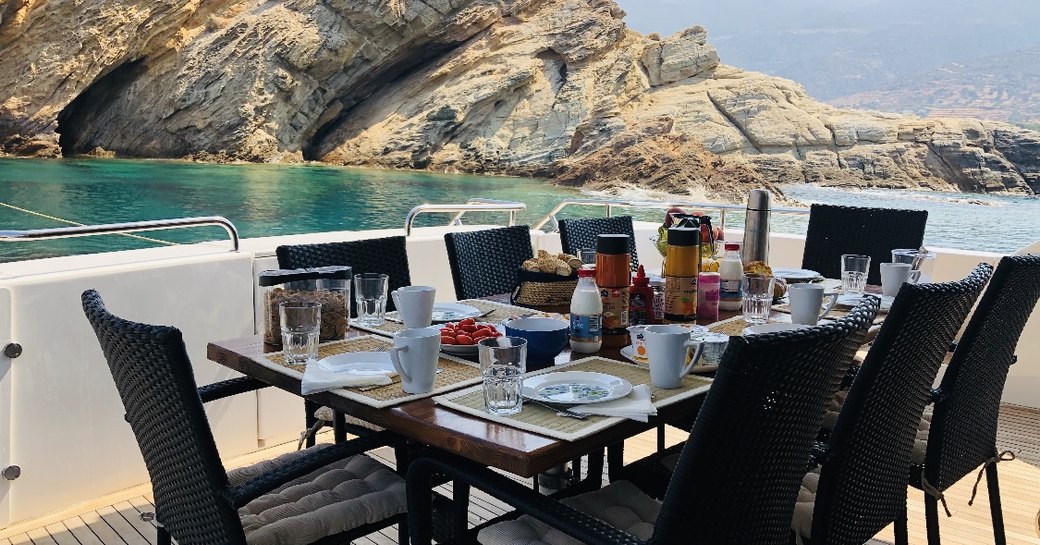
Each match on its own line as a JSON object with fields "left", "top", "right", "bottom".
{"left": 1, "top": 0, "right": 1036, "bottom": 195}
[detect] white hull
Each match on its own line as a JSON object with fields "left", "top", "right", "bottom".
{"left": 0, "top": 223, "right": 1035, "bottom": 530}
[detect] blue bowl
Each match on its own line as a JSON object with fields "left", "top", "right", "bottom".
{"left": 503, "top": 317, "right": 570, "bottom": 368}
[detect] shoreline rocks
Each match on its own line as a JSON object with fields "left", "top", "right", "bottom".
{"left": 0, "top": 0, "right": 1037, "bottom": 199}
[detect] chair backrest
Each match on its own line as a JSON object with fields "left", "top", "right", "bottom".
{"left": 276, "top": 236, "right": 411, "bottom": 312}
{"left": 444, "top": 226, "right": 534, "bottom": 300}
{"left": 926, "top": 255, "right": 1040, "bottom": 490}
{"left": 801, "top": 204, "right": 928, "bottom": 285}
{"left": 810, "top": 263, "right": 993, "bottom": 545}
{"left": 650, "top": 298, "right": 880, "bottom": 545}
{"left": 81, "top": 290, "right": 246, "bottom": 545}
{"left": 558, "top": 216, "right": 639, "bottom": 268}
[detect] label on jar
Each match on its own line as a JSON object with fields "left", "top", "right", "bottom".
{"left": 664, "top": 275, "right": 697, "bottom": 321}
{"left": 569, "top": 314, "right": 602, "bottom": 342}
{"left": 652, "top": 288, "right": 665, "bottom": 321}
{"left": 599, "top": 287, "right": 630, "bottom": 332}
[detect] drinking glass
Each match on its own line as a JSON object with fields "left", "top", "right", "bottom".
{"left": 579, "top": 248, "right": 597, "bottom": 268}
{"left": 892, "top": 249, "right": 936, "bottom": 283}
{"left": 354, "top": 273, "right": 389, "bottom": 326}
{"left": 478, "top": 337, "right": 528, "bottom": 416}
{"left": 841, "top": 254, "right": 871, "bottom": 296}
{"left": 280, "top": 301, "right": 321, "bottom": 365}
{"left": 741, "top": 274, "right": 775, "bottom": 325}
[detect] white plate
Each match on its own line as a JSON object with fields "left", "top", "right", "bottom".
{"left": 431, "top": 303, "right": 482, "bottom": 323}
{"left": 621, "top": 344, "right": 724, "bottom": 373}
{"left": 619, "top": 345, "right": 649, "bottom": 365}
{"left": 742, "top": 323, "right": 810, "bottom": 336}
{"left": 773, "top": 267, "right": 824, "bottom": 282}
{"left": 317, "top": 352, "right": 397, "bottom": 376}
{"left": 439, "top": 323, "right": 501, "bottom": 356}
{"left": 835, "top": 293, "right": 895, "bottom": 311}
{"left": 522, "top": 371, "right": 633, "bottom": 405}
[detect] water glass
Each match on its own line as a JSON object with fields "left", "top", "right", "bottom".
{"left": 280, "top": 301, "right": 321, "bottom": 365}
{"left": 354, "top": 273, "right": 389, "bottom": 326}
{"left": 478, "top": 337, "right": 527, "bottom": 416}
{"left": 578, "top": 248, "right": 597, "bottom": 268}
{"left": 841, "top": 254, "right": 871, "bottom": 295}
{"left": 742, "top": 274, "right": 775, "bottom": 325}
{"left": 892, "top": 249, "right": 936, "bottom": 283}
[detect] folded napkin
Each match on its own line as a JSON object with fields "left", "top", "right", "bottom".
{"left": 570, "top": 384, "right": 657, "bottom": 422}
{"left": 300, "top": 361, "right": 393, "bottom": 395}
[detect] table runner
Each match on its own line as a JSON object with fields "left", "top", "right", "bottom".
{"left": 434, "top": 357, "right": 713, "bottom": 442}
{"left": 350, "top": 299, "right": 539, "bottom": 336}
{"left": 259, "top": 335, "right": 482, "bottom": 408}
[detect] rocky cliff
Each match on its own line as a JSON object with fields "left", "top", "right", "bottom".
{"left": 2, "top": 0, "right": 1038, "bottom": 196}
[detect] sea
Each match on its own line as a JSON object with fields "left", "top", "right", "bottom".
{"left": 0, "top": 157, "right": 1037, "bottom": 263}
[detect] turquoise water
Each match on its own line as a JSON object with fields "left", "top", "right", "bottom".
{"left": 0, "top": 158, "right": 1037, "bottom": 262}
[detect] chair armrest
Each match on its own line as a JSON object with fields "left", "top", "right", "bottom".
{"left": 227, "top": 430, "right": 402, "bottom": 508}
{"left": 198, "top": 377, "right": 269, "bottom": 403}
{"left": 406, "top": 450, "right": 646, "bottom": 545}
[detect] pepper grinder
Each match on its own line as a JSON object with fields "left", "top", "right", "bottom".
{"left": 742, "top": 189, "right": 771, "bottom": 265}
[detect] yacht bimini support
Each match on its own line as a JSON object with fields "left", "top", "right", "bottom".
{"left": 533, "top": 198, "right": 809, "bottom": 232}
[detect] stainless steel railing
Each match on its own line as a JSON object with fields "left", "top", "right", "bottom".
{"left": 404, "top": 199, "right": 526, "bottom": 235}
{"left": 0, "top": 216, "right": 240, "bottom": 251}
{"left": 532, "top": 198, "right": 810, "bottom": 231}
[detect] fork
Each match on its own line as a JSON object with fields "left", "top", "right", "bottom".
{"left": 527, "top": 399, "right": 588, "bottom": 420}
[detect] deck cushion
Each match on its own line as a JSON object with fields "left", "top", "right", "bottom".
{"left": 229, "top": 445, "right": 405, "bottom": 545}
{"left": 477, "top": 480, "right": 659, "bottom": 545}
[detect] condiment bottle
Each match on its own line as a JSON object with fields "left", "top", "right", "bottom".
{"left": 569, "top": 268, "right": 603, "bottom": 353}
{"left": 663, "top": 227, "right": 700, "bottom": 323}
{"left": 628, "top": 265, "right": 654, "bottom": 326}
{"left": 595, "top": 234, "right": 631, "bottom": 348}
{"left": 719, "top": 242, "right": 743, "bottom": 311}
{"left": 699, "top": 216, "right": 716, "bottom": 259}
{"left": 650, "top": 278, "right": 665, "bottom": 324}
{"left": 697, "top": 272, "right": 720, "bottom": 324}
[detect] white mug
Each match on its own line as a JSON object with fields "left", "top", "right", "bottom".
{"left": 880, "top": 262, "right": 912, "bottom": 297}
{"left": 788, "top": 284, "right": 838, "bottom": 326}
{"left": 644, "top": 325, "right": 704, "bottom": 389}
{"left": 391, "top": 286, "right": 436, "bottom": 328}
{"left": 389, "top": 327, "right": 440, "bottom": 394}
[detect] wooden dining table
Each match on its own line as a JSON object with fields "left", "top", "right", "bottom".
{"left": 207, "top": 296, "right": 742, "bottom": 479}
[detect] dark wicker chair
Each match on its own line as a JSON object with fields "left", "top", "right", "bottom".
{"left": 908, "top": 255, "right": 1040, "bottom": 545}
{"left": 81, "top": 289, "right": 409, "bottom": 545}
{"left": 405, "top": 298, "right": 879, "bottom": 545}
{"left": 801, "top": 204, "right": 928, "bottom": 285}
{"left": 276, "top": 236, "right": 411, "bottom": 313}
{"left": 558, "top": 216, "right": 639, "bottom": 269}
{"left": 276, "top": 236, "right": 412, "bottom": 445}
{"left": 796, "top": 263, "right": 993, "bottom": 545}
{"left": 444, "top": 225, "right": 534, "bottom": 300}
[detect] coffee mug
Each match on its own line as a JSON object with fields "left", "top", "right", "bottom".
{"left": 389, "top": 327, "right": 440, "bottom": 394}
{"left": 788, "top": 284, "right": 838, "bottom": 325}
{"left": 643, "top": 325, "right": 705, "bottom": 389}
{"left": 391, "top": 286, "right": 436, "bottom": 328}
{"left": 880, "top": 262, "right": 912, "bottom": 297}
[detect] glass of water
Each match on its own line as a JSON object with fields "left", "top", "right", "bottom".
{"left": 478, "top": 337, "right": 528, "bottom": 416}
{"left": 742, "top": 274, "right": 775, "bottom": 325}
{"left": 841, "top": 254, "right": 871, "bottom": 296}
{"left": 279, "top": 301, "right": 321, "bottom": 365}
{"left": 354, "top": 273, "right": 389, "bottom": 326}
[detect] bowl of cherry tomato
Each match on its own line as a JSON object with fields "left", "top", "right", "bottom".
{"left": 438, "top": 318, "right": 502, "bottom": 356}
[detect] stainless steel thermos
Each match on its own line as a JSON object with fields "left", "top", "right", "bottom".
{"left": 742, "top": 189, "right": 771, "bottom": 265}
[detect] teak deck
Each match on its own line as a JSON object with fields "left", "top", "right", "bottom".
{"left": 2, "top": 404, "right": 1038, "bottom": 545}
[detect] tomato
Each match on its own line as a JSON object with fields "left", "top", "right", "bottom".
{"left": 440, "top": 336, "right": 457, "bottom": 345}
{"left": 471, "top": 329, "right": 492, "bottom": 340}
{"left": 458, "top": 318, "right": 476, "bottom": 326}
{"left": 439, "top": 328, "right": 455, "bottom": 336}
{"left": 455, "top": 334, "right": 474, "bottom": 345}
{"left": 475, "top": 324, "right": 491, "bottom": 331}
{"left": 459, "top": 324, "right": 478, "bottom": 333}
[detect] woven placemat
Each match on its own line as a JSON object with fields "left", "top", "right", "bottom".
{"left": 435, "top": 357, "right": 712, "bottom": 442}
{"left": 708, "top": 313, "right": 800, "bottom": 337}
{"left": 260, "top": 335, "right": 482, "bottom": 408}
{"left": 351, "top": 299, "right": 540, "bottom": 336}
{"left": 772, "top": 302, "right": 887, "bottom": 323}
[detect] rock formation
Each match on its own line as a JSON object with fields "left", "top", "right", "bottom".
{"left": 1, "top": 0, "right": 1037, "bottom": 197}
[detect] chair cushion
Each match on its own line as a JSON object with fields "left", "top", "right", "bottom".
{"left": 229, "top": 445, "right": 406, "bottom": 545}
{"left": 792, "top": 469, "right": 820, "bottom": 544}
{"left": 822, "top": 390, "right": 932, "bottom": 465}
{"left": 477, "top": 480, "right": 659, "bottom": 545}
{"left": 313, "top": 405, "right": 385, "bottom": 432}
